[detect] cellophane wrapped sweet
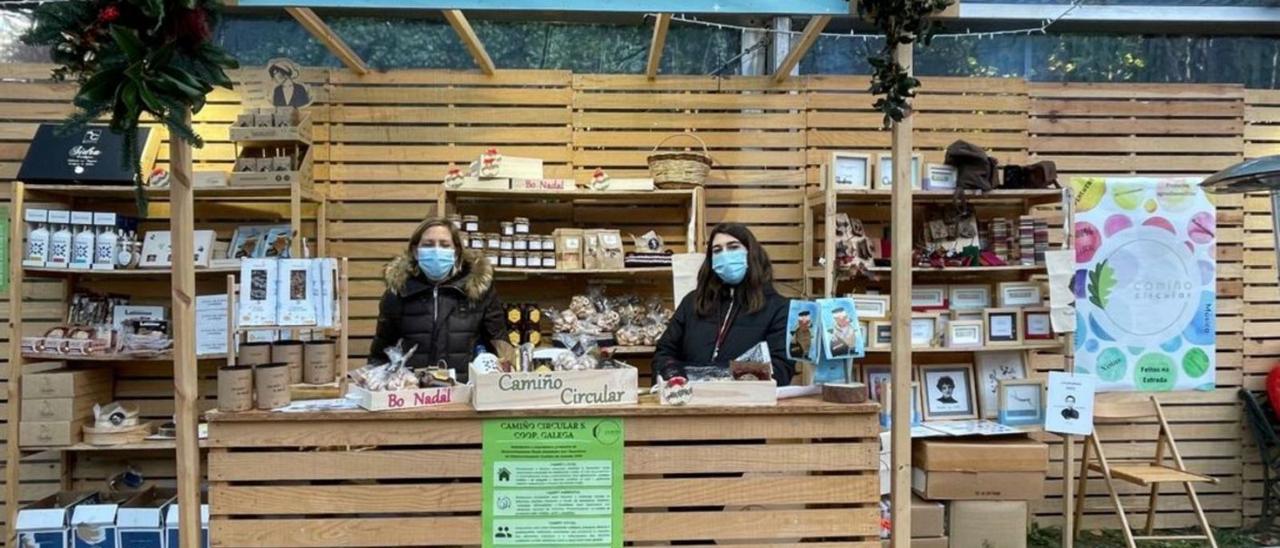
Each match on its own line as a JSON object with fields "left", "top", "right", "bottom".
{"left": 348, "top": 340, "right": 420, "bottom": 391}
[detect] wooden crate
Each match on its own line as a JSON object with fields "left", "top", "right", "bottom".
{"left": 469, "top": 365, "right": 638, "bottom": 411}
{"left": 207, "top": 398, "right": 881, "bottom": 547}
{"left": 347, "top": 385, "right": 472, "bottom": 411}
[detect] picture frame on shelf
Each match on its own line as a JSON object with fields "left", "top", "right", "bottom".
{"left": 1023, "top": 307, "right": 1054, "bottom": 340}
{"left": 919, "top": 363, "right": 979, "bottom": 421}
{"left": 948, "top": 284, "right": 992, "bottom": 311}
{"left": 950, "top": 310, "right": 983, "bottom": 322}
{"left": 911, "top": 312, "right": 941, "bottom": 348}
{"left": 998, "top": 281, "right": 1043, "bottom": 308}
{"left": 911, "top": 285, "right": 947, "bottom": 310}
{"left": 863, "top": 364, "right": 892, "bottom": 402}
{"left": 858, "top": 321, "right": 870, "bottom": 350}
{"left": 874, "top": 152, "right": 923, "bottom": 189}
{"left": 870, "top": 321, "right": 892, "bottom": 349}
{"left": 998, "top": 379, "right": 1046, "bottom": 427}
{"left": 880, "top": 380, "right": 923, "bottom": 427}
{"left": 849, "top": 294, "right": 889, "bottom": 320}
{"left": 976, "top": 350, "right": 1028, "bottom": 419}
{"left": 984, "top": 308, "right": 1022, "bottom": 346}
{"left": 945, "top": 319, "right": 984, "bottom": 348}
{"left": 923, "top": 163, "right": 958, "bottom": 190}
{"left": 829, "top": 152, "right": 872, "bottom": 190}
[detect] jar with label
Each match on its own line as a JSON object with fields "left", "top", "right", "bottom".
{"left": 499, "top": 251, "right": 514, "bottom": 267}
{"left": 513, "top": 235, "right": 528, "bottom": 251}
{"left": 486, "top": 233, "right": 501, "bottom": 249}
{"left": 448, "top": 214, "right": 463, "bottom": 230}
{"left": 500, "top": 221, "right": 515, "bottom": 236}
{"left": 463, "top": 215, "right": 480, "bottom": 233}
{"left": 485, "top": 251, "right": 500, "bottom": 266}
{"left": 542, "top": 252, "right": 556, "bottom": 269}
{"left": 513, "top": 252, "right": 529, "bottom": 268}
{"left": 542, "top": 236, "right": 555, "bottom": 252}
{"left": 500, "top": 236, "right": 513, "bottom": 251}
{"left": 529, "top": 237, "right": 543, "bottom": 252}
{"left": 468, "top": 233, "right": 485, "bottom": 249}
{"left": 514, "top": 217, "right": 530, "bottom": 234}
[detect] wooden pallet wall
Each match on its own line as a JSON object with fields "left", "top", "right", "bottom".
{"left": 1028, "top": 82, "right": 1248, "bottom": 531}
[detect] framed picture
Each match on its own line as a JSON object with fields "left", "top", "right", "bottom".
{"left": 879, "top": 380, "right": 923, "bottom": 427}
{"left": 849, "top": 293, "right": 889, "bottom": 320}
{"left": 950, "top": 310, "right": 983, "bottom": 322}
{"left": 858, "top": 321, "right": 869, "bottom": 349}
{"left": 924, "top": 163, "right": 958, "bottom": 190}
{"left": 976, "top": 350, "right": 1027, "bottom": 419}
{"left": 998, "top": 281, "right": 1043, "bottom": 308}
{"left": 864, "top": 364, "right": 892, "bottom": 403}
{"left": 911, "top": 285, "right": 947, "bottom": 310}
{"left": 998, "top": 379, "right": 1046, "bottom": 426}
{"left": 1023, "top": 307, "right": 1053, "bottom": 340}
{"left": 870, "top": 321, "right": 892, "bottom": 349}
{"left": 874, "top": 153, "right": 923, "bottom": 190}
{"left": 946, "top": 319, "right": 984, "bottom": 348}
{"left": 919, "top": 363, "right": 979, "bottom": 421}
{"left": 911, "top": 313, "right": 941, "bottom": 348}
{"left": 948, "top": 284, "right": 991, "bottom": 311}
{"left": 984, "top": 308, "right": 1022, "bottom": 345}
{"left": 829, "top": 152, "right": 872, "bottom": 190}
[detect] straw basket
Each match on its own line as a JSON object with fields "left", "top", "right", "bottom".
{"left": 648, "top": 133, "right": 712, "bottom": 189}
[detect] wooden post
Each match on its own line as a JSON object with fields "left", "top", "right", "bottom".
{"left": 170, "top": 111, "right": 202, "bottom": 548}
{"left": 888, "top": 42, "right": 914, "bottom": 548}
{"left": 1061, "top": 187, "right": 1077, "bottom": 548}
{"left": 6, "top": 182, "right": 24, "bottom": 546}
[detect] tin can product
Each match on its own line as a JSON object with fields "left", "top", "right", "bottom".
{"left": 239, "top": 341, "right": 272, "bottom": 366}
{"left": 217, "top": 365, "right": 254, "bottom": 412}
{"left": 272, "top": 340, "right": 305, "bottom": 384}
{"left": 304, "top": 340, "right": 337, "bottom": 384}
{"left": 254, "top": 362, "right": 291, "bottom": 410}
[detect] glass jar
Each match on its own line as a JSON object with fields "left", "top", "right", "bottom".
{"left": 468, "top": 233, "right": 485, "bottom": 249}
{"left": 500, "top": 221, "right": 515, "bottom": 237}
{"left": 463, "top": 215, "right": 480, "bottom": 233}
{"left": 499, "top": 251, "right": 514, "bottom": 267}
{"left": 542, "top": 236, "right": 555, "bottom": 252}
{"left": 500, "top": 236, "right": 513, "bottom": 251}
{"left": 447, "top": 214, "right": 463, "bottom": 230}
{"left": 486, "top": 233, "right": 501, "bottom": 249}
{"left": 514, "top": 217, "right": 530, "bottom": 234}
{"left": 514, "top": 252, "right": 529, "bottom": 268}
{"left": 542, "top": 252, "right": 556, "bottom": 269}
{"left": 485, "top": 251, "right": 500, "bottom": 266}
{"left": 529, "top": 237, "right": 543, "bottom": 252}
{"left": 513, "top": 235, "right": 528, "bottom": 251}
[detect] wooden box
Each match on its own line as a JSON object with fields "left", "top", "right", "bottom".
{"left": 21, "top": 418, "right": 90, "bottom": 447}
{"left": 469, "top": 156, "right": 543, "bottom": 180}
{"left": 347, "top": 384, "right": 473, "bottom": 411}
{"left": 660, "top": 380, "right": 777, "bottom": 406}
{"left": 229, "top": 111, "right": 313, "bottom": 143}
{"left": 230, "top": 147, "right": 313, "bottom": 189}
{"left": 469, "top": 365, "right": 638, "bottom": 411}
{"left": 22, "top": 368, "right": 112, "bottom": 399}
{"left": 21, "top": 394, "right": 108, "bottom": 422}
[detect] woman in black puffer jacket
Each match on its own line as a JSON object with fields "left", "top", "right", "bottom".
{"left": 653, "top": 222, "right": 794, "bottom": 386}
{"left": 368, "top": 218, "right": 511, "bottom": 382}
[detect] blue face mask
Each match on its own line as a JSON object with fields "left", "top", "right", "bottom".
{"left": 712, "top": 248, "right": 748, "bottom": 285}
{"left": 416, "top": 246, "right": 456, "bottom": 281}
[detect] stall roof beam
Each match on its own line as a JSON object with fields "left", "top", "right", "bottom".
{"left": 773, "top": 15, "right": 830, "bottom": 83}
{"left": 956, "top": 3, "right": 1280, "bottom": 23}
{"left": 230, "top": 0, "right": 854, "bottom": 15}
{"left": 286, "top": 7, "right": 369, "bottom": 75}
{"left": 443, "top": 10, "right": 497, "bottom": 75}
{"left": 645, "top": 13, "right": 672, "bottom": 80}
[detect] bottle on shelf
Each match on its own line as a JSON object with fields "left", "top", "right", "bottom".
{"left": 47, "top": 210, "right": 72, "bottom": 269}
{"left": 25, "top": 208, "right": 50, "bottom": 267}
{"left": 70, "top": 211, "right": 95, "bottom": 270}
{"left": 93, "top": 213, "right": 118, "bottom": 270}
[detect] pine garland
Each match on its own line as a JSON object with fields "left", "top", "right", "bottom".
{"left": 22, "top": 0, "right": 239, "bottom": 215}
{"left": 858, "top": 0, "right": 953, "bottom": 128}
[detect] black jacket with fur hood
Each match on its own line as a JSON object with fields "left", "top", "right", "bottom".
{"left": 368, "top": 250, "right": 508, "bottom": 382}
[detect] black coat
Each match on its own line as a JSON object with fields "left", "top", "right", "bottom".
{"left": 368, "top": 252, "right": 507, "bottom": 382}
{"left": 653, "top": 285, "right": 795, "bottom": 386}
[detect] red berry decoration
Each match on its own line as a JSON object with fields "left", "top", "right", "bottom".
{"left": 98, "top": 4, "right": 120, "bottom": 23}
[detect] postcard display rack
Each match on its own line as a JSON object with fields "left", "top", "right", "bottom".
{"left": 5, "top": 176, "right": 328, "bottom": 533}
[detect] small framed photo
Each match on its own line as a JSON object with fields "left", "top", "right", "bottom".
{"left": 864, "top": 364, "right": 892, "bottom": 402}
{"left": 858, "top": 321, "right": 870, "bottom": 349}
{"left": 984, "top": 308, "right": 1023, "bottom": 346}
{"left": 829, "top": 152, "right": 872, "bottom": 190}
{"left": 977, "top": 350, "right": 1027, "bottom": 419}
{"left": 998, "top": 379, "right": 1046, "bottom": 426}
{"left": 998, "top": 281, "right": 1043, "bottom": 308}
{"left": 849, "top": 293, "right": 890, "bottom": 320}
{"left": 879, "top": 380, "right": 924, "bottom": 427}
{"left": 948, "top": 284, "right": 991, "bottom": 311}
{"left": 870, "top": 321, "right": 893, "bottom": 349}
{"left": 911, "top": 313, "right": 941, "bottom": 348}
{"left": 950, "top": 310, "right": 983, "bottom": 322}
{"left": 1023, "top": 307, "right": 1053, "bottom": 340}
{"left": 919, "top": 363, "right": 979, "bottom": 421}
{"left": 923, "top": 163, "right": 958, "bottom": 190}
{"left": 911, "top": 285, "right": 947, "bottom": 310}
{"left": 946, "top": 319, "right": 984, "bottom": 348}
{"left": 875, "top": 153, "right": 923, "bottom": 190}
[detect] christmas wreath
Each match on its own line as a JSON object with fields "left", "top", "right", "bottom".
{"left": 858, "top": 0, "right": 953, "bottom": 128}
{"left": 21, "top": 0, "right": 239, "bottom": 213}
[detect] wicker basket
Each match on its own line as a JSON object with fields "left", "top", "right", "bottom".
{"left": 648, "top": 133, "right": 712, "bottom": 189}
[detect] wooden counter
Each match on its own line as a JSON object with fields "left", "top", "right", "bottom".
{"left": 206, "top": 396, "right": 882, "bottom": 547}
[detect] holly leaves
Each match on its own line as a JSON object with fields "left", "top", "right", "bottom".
{"left": 1088, "top": 259, "right": 1117, "bottom": 309}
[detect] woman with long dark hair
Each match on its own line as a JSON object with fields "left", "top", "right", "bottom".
{"left": 653, "top": 222, "right": 794, "bottom": 385}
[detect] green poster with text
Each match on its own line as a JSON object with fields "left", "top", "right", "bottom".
{"left": 483, "top": 417, "right": 624, "bottom": 548}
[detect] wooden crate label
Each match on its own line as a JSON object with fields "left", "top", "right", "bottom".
{"left": 348, "top": 385, "right": 472, "bottom": 411}
{"left": 470, "top": 365, "right": 638, "bottom": 411}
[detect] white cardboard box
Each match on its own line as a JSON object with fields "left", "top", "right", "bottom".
{"left": 70, "top": 498, "right": 124, "bottom": 548}
{"left": 165, "top": 503, "right": 210, "bottom": 548}
{"left": 470, "top": 365, "right": 638, "bottom": 411}
{"left": 115, "top": 488, "right": 174, "bottom": 548}
{"left": 348, "top": 384, "right": 472, "bottom": 411}
{"left": 16, "top": 491, "right": 97, "bottom": 548}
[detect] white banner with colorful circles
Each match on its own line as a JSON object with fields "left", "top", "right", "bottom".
{"left": 1070, "top": 177, "right": 1216, "bottom": 392}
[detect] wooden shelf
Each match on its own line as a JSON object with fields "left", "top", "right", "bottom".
{"left": 21, "top": 353, "right": 226, "bottom": 362}
{"left": 808, "top": 188, "right": 1064, "bottom": 208}
{"left": 445, "top": 187, "right": 697, "bottom": 203}
{"left": 864, "top": 341, "right": 1063, "bottom": 354}
{"left": 808, "top": 264, "right": 1047, "bottom": 279}
{"left": 23, "top": 183, "right": 323, "bottom": 202}
{"left": 23, "top": 265, "right": 242, "bottom": 278}
{"left": 54, "top": 439, "right": 209, "bottom": 452}
{"left": 496, "top": 267, "right": 671, "bottom": 275}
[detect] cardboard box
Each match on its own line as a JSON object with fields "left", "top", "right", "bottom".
{"left": 912, "top": 467, "right": 1044, "bottom": 501}
{"left": 165, "top": 503, "right": 210, "bottom": 548}
{"left": 913, "top": 436, "right": 1049, "bottom": 473}
{"left": 116, "top": 488, "right": 175, "bottom": 548}
{"left": 21, "top": 418, "right": 91, "bottom": 447}
{"left": 949, "top": 501, "right": 1028, "bottom": 548}
{"left": 70, "top": 490, "right": 139, "bottom": 548}
{"left": 911, "top": 495, "right": 945, "bottom": 538}
{"left": 23, "top": 368, "right": 113, "bottom": 399}
{"left": 21, "top": 394, "right": 108, "bottom": 422}
{"left": 15, "top": 491, "right": 98, "bottom": 548}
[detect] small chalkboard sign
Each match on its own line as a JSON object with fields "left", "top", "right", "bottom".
{"left": 17, "top": 125, "right": 156, "bottom": 185}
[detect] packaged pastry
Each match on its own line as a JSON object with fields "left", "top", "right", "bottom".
{"left": 554, "top": 228, "right": 584, "bottom": 270}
